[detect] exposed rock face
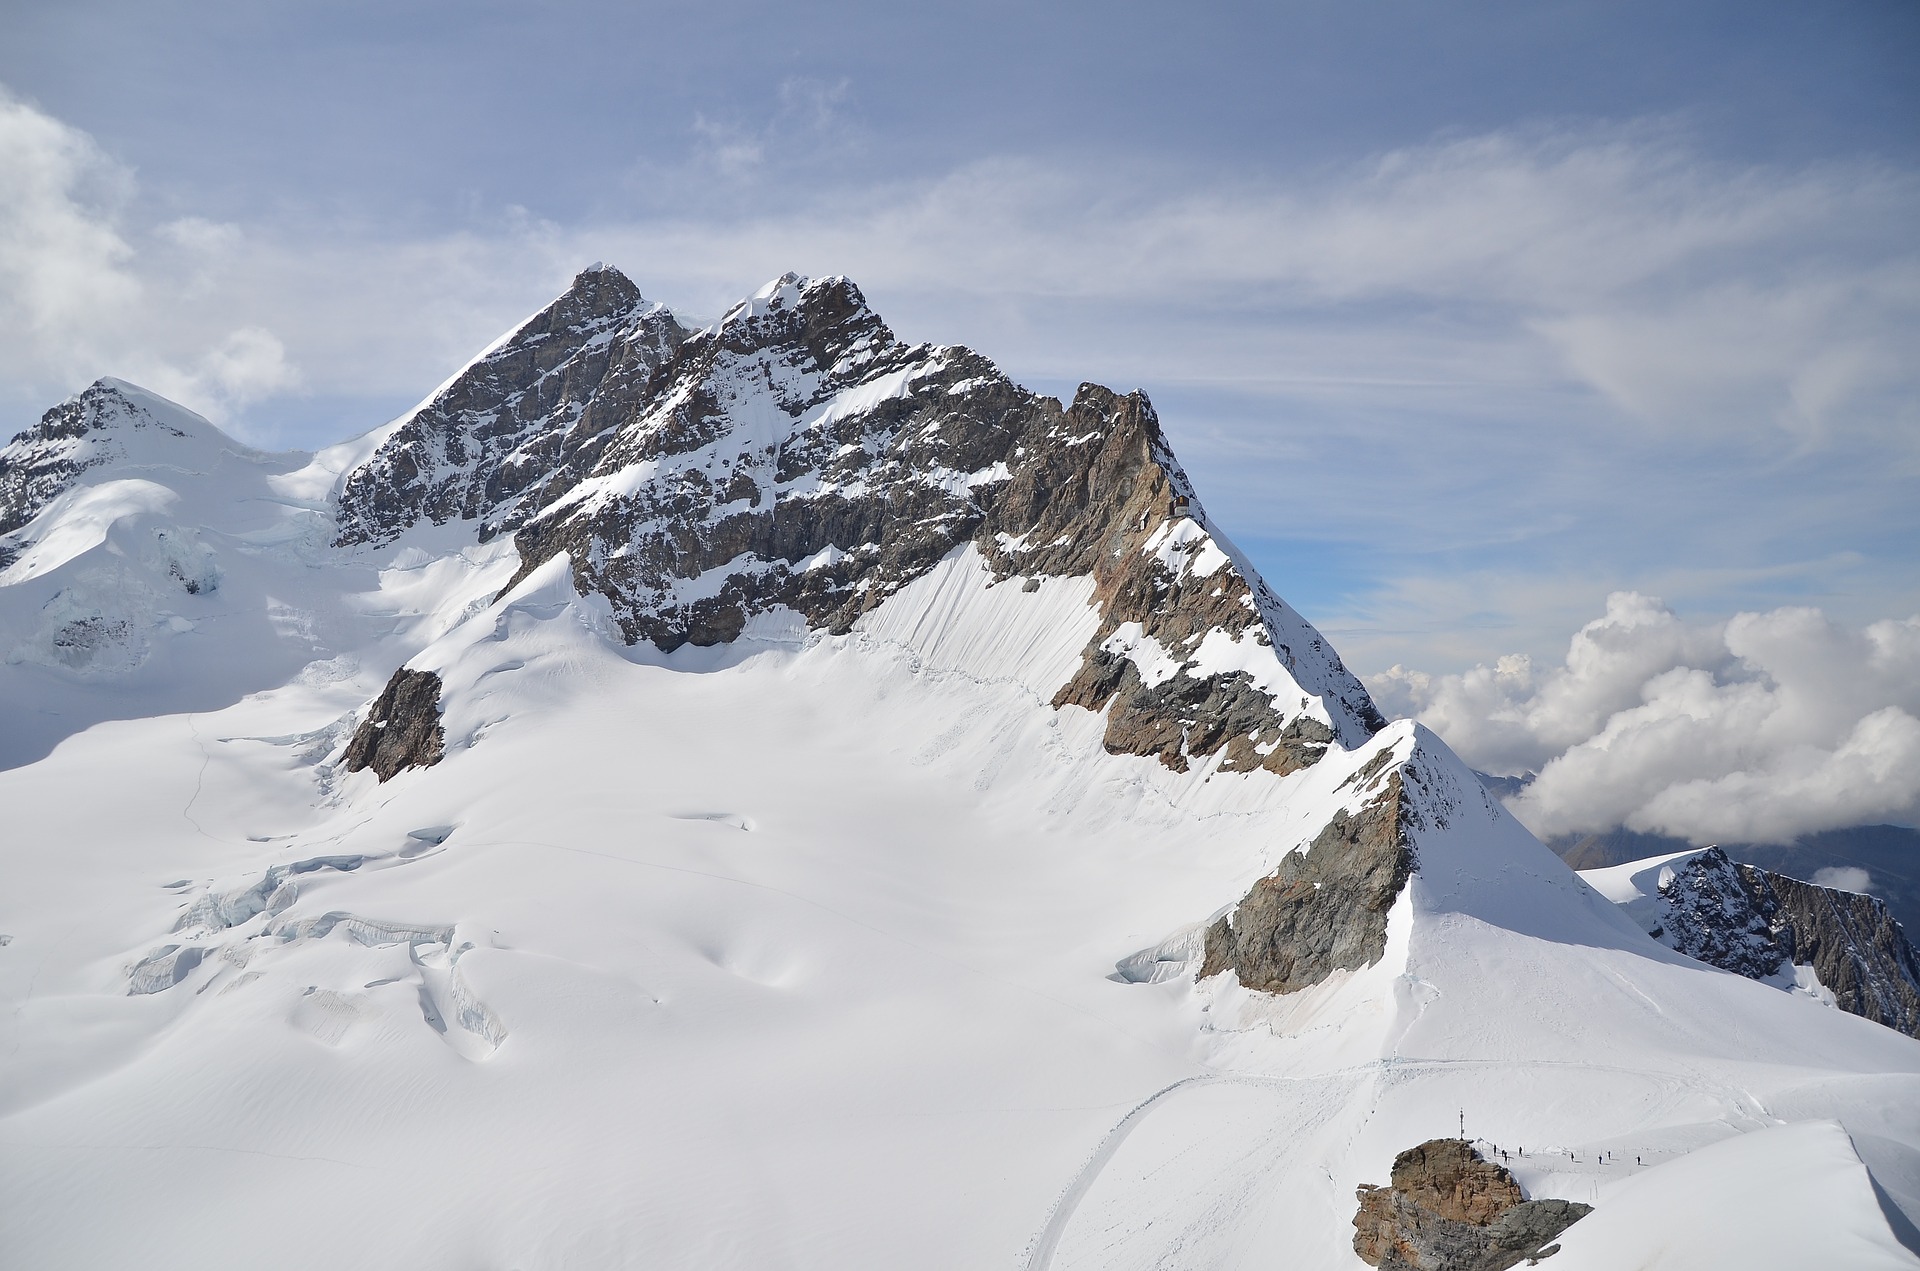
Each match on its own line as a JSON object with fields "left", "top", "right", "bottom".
{"left": 1193, "top": 734, "right": 1495, "bottom": 996}
{"left": 1198, "top": 767, "right": 1414, "bottom": 992}
{"left": 1554, "top": 824, "right": 1920, "bottom": 958}
{"left": 336, "top": 265, "right": 687, "bottom": 547}
{"left": 342, "top": 668, "right": 446, "bottom": 781}
{"left": 504, "top": 274, "right": 1042, "bottom": 650}
{"left": 1646, "top": 846, "right": 1793, "bottom": 979}
{"left": 1006, "top": 387, "right": 1375, "bottom": 776}
{"left": 1748, "top": 867, "right": 1920, "bottom": 1036}
{"left": 1645, "top": 847, "right": 1920, "bottom": 1037}
{"left": 335, "top": 266, "right": 1383, "bottom": 777}
{"left": 1353, "top": 1139, "right": 1591, "bottom": 1271}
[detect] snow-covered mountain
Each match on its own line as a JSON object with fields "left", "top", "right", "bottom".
{"left": 3, "top": 268, "right": 1917, "bottom": 1270}
{"left": 337, "top": 266, "right": 1381, "bottom": 766}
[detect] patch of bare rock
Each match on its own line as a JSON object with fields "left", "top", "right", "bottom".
{"left": 1199, "top": 764, "right": 1414, "bottom": 994}
{"left": 343, "top": 668, "right": 446, "bottom": 782}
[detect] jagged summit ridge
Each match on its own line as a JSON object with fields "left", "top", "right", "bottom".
{"left": 336, "top": 264, "right": 1384, "bottom": 768}
{"left": 0, "top": 265, "right": 1384, "bottom": 777}
{"left": 334, "top": 265, "right": 686, "bottom": 546}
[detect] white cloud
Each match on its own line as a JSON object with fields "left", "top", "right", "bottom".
{"left": 1811, "top": 866, "right": 1873, "bottom": 894}
{"left": 576, "top": 130, "right": 1920, "bottom": 473}
{"left": 0, "top": 87, "right": 302, "bottom": 431}
{"left": 1374, "top": 595, "right": 1920, "bottom": 844}
{"left": 0, "top": 86, "right": 139, "bottom": 369}
{"left": 138, "top": 326, "right": 300, "bottom": 416}
{"left": 688, "top": 77, "right": 855, "bottom": 181}
{"left": 5, "top": 80, "right": 1915, "bottom": 463}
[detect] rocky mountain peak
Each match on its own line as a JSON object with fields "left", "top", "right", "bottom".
{"left": 705, "top": 272, "right": 899, "bottom": 381}
{"left": 327, "top": 263, "right": 1385, "bottom": 771}
{"left": 333, "top": 265, "right": 687, "bottom": 547}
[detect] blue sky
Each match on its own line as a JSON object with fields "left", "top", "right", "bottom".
{"left": 2, "top": 0, "right": 1916, "bottom": 683}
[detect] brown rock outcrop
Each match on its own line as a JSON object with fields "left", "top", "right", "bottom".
{"left": 342, "top": 668, "right": 446, "bottom": 781}
{"left": 1353, "top": 1139, "right": 1591, "bottom": 1271}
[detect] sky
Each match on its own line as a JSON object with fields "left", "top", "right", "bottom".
{"left": 2, "top": 1, "right": 1917, "bottom": 837}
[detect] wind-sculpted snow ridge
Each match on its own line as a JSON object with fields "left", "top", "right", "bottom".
{"left": 338, "top": 265, "right": 1382, "bottom": 770}
{"left": 1583, "top": 846, "right": 1920, "bottom": 1037}
{"left": 1190, "top": 719, "right": 1533, "bottom": 999}
{"left": 0, "top": 379, "right": 247, "bottom": 571}
{"left": 0, "top": 380, "right": 355, "bottom": 767}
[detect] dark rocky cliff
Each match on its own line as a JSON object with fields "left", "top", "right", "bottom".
{"left": 1555, "top": 823, "right": 1920, "bottom": 939}
{"left": 1636, "top": 847, "right": 1920, "bottom": 1037}
{"left": 1198, "top": 762, "right": 1415, "bottom": 992}
{"left": 335, "top": 265, "right": 687, "bottom": 546}
{"left": 342, "top": 668, "right": 446, "bottom": 782}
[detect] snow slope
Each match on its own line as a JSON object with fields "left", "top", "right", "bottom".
{"left": 3, "top": 278, "right": 1918, "bottom": 1270}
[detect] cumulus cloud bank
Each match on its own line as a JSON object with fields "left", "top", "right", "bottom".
{"left": 1371, "top": 594, "right": 1920, "bottom": 845}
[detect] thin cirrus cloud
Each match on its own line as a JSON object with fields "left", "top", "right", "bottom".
{"left": 1372, "top": 593, "right": 1920, "bottom": 844}
{"left": 4, "top": 78, "right": 1913, "bottom": 453}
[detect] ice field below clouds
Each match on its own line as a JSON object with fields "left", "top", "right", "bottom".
{"left": 3, "top": 536, "right": 1919, "bottom": 1269}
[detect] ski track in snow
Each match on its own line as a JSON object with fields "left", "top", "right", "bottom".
{"left": 1024, "top": 1074, "right": 1231, "bottom": 1271}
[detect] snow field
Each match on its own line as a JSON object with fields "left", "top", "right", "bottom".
{"left": 3, "top": 546, "right": 1914, "bottom": 1266}
{"left": 2, "top": 380, "right": 1918, "bottom": 1267}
